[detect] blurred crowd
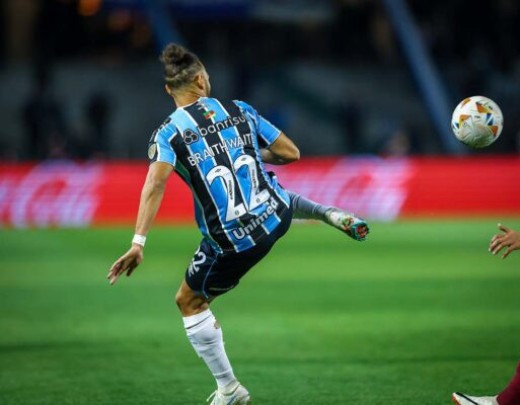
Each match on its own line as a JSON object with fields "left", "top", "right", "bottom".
{"left": 0, "top": 0, "right": 519, "bottom": 160}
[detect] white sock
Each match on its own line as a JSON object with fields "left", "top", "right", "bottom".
{"left": 183, "top": 309, "right": 238, "bottom": 392}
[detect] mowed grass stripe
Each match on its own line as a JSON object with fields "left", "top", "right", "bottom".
{"left": 1, "top": 220, "right": 519, "bottom": 404}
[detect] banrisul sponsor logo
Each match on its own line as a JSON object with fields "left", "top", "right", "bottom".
{"left": 183, "top": 115, "right": 247, "bottom": 146}
{"left": 190, "top": 99, "right": 247, "bottom": 141}
{"left": 199, "top": 115, "right": 247, "bottom": 137}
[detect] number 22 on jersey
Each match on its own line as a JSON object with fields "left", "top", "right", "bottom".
{"left": 206, "top": 154, "right": 270, "bottom": 222}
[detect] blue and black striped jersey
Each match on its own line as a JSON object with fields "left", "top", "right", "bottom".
{"left": 149, "top": 97, "right": 291, "bottom": 253}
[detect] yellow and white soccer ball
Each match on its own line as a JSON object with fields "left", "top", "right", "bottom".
{"left": 451, "top": 96, "right": 503, "bottom": 148}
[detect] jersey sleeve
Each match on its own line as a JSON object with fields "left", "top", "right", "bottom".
{"left": 234, "top": 100, "right": 282, "bottom": 148}
{"left": 148, "top": 126, "right": 177, "bottom": 166}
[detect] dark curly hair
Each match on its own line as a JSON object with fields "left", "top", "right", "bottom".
{"left": 160, "top": 43, "right": 203, "bottom": 90}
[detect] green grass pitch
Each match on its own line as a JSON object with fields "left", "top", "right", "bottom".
{"left": 1, "top": 220, "right": 520, "bottom": 404}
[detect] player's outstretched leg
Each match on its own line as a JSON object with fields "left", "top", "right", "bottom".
{"left": 287, "top": 190, "right": 369, "bottom": 241}
{"left": 176, "top": 281, "right": 251, "bottom": 405}
{"left": 452, "top": 393, "right": 498, "bottom": 405}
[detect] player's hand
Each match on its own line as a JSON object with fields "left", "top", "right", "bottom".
{"left": 107, "top": 245, "right": 144, "bottom": 285}
{"left": 489, "top": 223, "right": 520, "bottom": 259}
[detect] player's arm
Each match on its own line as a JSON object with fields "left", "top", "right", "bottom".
{"left": 489, "top": 223, "right": 520, "bottom": 259}
{"left": 260, "top": 132, "right": 300, "bottom": 165}
{"left": 107, "top": 162, "right": 173, "bottom": 285}
{"left": 234, "top": 100, "right": 300, "bottom": 165}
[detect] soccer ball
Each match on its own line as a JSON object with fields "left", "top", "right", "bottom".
{"left": 451, "top": 96, "right": 503, "bottom": 148}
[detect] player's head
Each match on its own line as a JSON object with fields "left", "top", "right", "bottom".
{"left": 160, "top": 43, "right": 211, "bottom": 99}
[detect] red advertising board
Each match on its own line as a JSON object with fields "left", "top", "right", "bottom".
{"left": 0, "top": 157, "right": 519, "bottom": 228}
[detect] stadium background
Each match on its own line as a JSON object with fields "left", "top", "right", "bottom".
{"left": 1, "top": 1, "right": 520, "bottom": 404}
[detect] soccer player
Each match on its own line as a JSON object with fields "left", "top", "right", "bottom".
{"left": 452, "top": 224, "right": 520, "bottom": 405}
{"left": 107, "top": 44, "right": 369, "bottom": 405}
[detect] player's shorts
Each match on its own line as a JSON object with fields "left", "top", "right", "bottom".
{"left": 185, "top": 207, "right": 292, "bottom": 298}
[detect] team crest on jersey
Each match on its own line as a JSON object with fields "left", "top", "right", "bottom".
{"left": 148, "top": 143, "right": 157, "bottom": 159}
{"left": 183, "top": 129, "right": 199, "bottom": 145}
{"left": 203, "top": 110, "right": 216, "bottom": 120}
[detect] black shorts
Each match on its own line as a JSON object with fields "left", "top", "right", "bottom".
{"left": 185, "top": 207, "right": 292, "bottom": 299}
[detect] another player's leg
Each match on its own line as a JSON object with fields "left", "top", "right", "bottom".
{"left": 176, "top": 281, "right": 250, "bottom": 405}
{"left": 286, "top": 190, "right": 369, "bottom": 241}
{"left": 497, "top": 360, "right": 520, "bottom": 405}
{"left": 452, "top": 360, "right": 520, "bottom": 405}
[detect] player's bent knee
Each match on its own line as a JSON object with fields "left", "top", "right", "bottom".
{"left": 175, "top": 287, "right": 209, "bottom": 316}
{"left": 174, "top": 289, "right": 191, "bottom": 311}
{"left": 174, "top": 290, "right": 185, "bottom": 309}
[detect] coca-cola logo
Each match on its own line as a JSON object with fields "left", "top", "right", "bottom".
{"left": 273, "top": 158, "right": 413, "bottom": 221}
{"left": 0, "top": 161, "right": 102, "bottom": 228}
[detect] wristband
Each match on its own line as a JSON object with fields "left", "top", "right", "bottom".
{"left": 132, "top": 234, "right": 146, "bottom": 247}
